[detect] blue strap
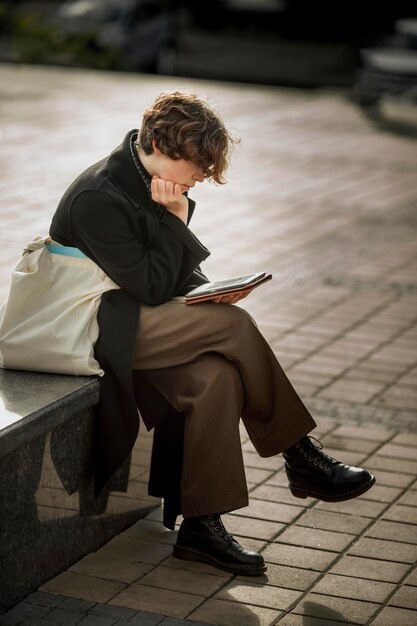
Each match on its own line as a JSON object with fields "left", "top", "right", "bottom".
{"left": 46, "top": 244, "right": 87, "bottom": 259}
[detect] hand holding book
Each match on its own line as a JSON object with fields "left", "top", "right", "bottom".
{"left": 179, "top": 272, "right": 272, "bottom": 305}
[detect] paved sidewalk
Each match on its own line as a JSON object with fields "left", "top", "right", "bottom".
{"left": 0, "top": 63, "right": 417, "bottom": 625}
{"left": 3, "top": 421, "right": 417, "bottom": 626}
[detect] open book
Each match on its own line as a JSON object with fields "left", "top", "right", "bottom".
{"left": 175, "top": 272, "right": 272, "bottom": 305}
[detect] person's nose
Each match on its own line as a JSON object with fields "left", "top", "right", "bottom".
{"left": 193, "top": 169, "right": 205, "bottom": 183}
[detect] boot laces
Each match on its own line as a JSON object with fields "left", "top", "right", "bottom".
{"left": 208, "top": 514, "right": 233, "bottom": 540}
{"left": 296, "top": 436, "right": 334, "bottom": 471}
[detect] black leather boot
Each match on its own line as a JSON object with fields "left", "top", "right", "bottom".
{"left": 173, "top": 514, "right": 267, "bottom": 576}
{"left": 283, "top": 436, "right": 375, "bottom": 502}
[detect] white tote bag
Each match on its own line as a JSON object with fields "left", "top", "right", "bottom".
{"left": 0, "top": 236, "right": 119, "bottom": 376}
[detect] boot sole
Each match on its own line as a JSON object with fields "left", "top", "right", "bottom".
{"left": 172, "top": 544, "right": 267, "bottom": 576}
{"left": 290, "top": 474, "right": 376, "bottom": 502}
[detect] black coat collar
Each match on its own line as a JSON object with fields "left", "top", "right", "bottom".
{"left": 107, "top": 129, "right": 155, "bottom": 213}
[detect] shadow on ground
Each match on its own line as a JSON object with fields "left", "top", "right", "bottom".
{"left": 302, "top": 600, "right": 347, "bottom": 624}
{"left": 357, "top": 101, "right": 417, "bottom": 139}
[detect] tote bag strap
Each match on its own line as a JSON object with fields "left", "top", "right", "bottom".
{"left": 45, "top": 244, "right": 87, "bottom": 259}
{"left": 22, "top": 236, "right": 87, "bottom": 260}
{"left": 23, "top": 236, "right": 88, "bottom": 259}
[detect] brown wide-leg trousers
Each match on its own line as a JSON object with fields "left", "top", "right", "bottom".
{"left": 132, "top": 301, "right": 316, "bottom": 518}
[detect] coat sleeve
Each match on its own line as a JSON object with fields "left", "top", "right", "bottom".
{"left": 68, "top": 190, "right": 210, "bottom": 305}
{"left": 177, "top": 266, "right": 210, "bottom": 296}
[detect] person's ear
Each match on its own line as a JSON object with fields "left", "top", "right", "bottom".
{"left": 152, "top": 139, "right": 162, "bottom": 156}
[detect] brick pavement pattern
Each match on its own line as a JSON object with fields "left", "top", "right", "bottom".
{"left": 0, "top": 64, "right": 416, "bottom": 625}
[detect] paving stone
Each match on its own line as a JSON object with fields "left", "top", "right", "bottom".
{"left": 235, "top": 563, "right": 320, "bottom": 591}
{"left": 243, "top": 451, "right": 284, "bottom": 471}
{"left": 124, "top": 521, "right": 177, "bottom": 546}
{"left": 291, "top": 593, "right": 380, "bottom": 624}
{"left": 311, "top": 573, "right": 395, "bottom": 603}
{"left": 221, "top": 513, "right": 283, "bottom": 541}
{"left": 330, "top": 555, "right": 411, "bottom": 583}
{"left": 275, "top": 525, "right": 355, "bottom": 552}
{"left": 295, "top": 509, "right": 371, "bottom": 534}
{"left": 348, "top": 536, "right": 417, "bottom": 563}
{"left": 77, "top": 616, "right": 115, "bottom": 626}
{"left": 231, "top": 500, "right": 304, "bottom": 524}
{"left": 405, "top": 568, "right": 417, "bottom": 586}
{"left": 249, "top": 484, "right": 312, "bottom": 505}
{"left": 358, "top": 484, "right": 403, "bottom": 503}
{"left": 161, "top": 555, "right": 233, "bottom": 579}
{"left": 367, "top": 469, "right": 415, "bottom": 488}
{"left": 161, "top": 617, "right": 207, "bottom": 626}
{"left": 388, "top": 585, "right": 417, "bottom": 610}
{"left": 366, "top": 455, "right": 417, "bottom": 475}
{"left": 397, "top": 491, "right": 417, "bottom": 506}
{"left": 314, "top": 498, "right": 388, "bottom": 518}
{"left": 1, "top": 603, "right": 52, "bottom": 625}
{"left": 88, "top": 606, "right": 136, "bottom": 621}
{"left": 295, "top": 358, "right": 348, "bottom": 378}
{"left": 318, "top": 379, "right": 385, "bottom": 403}
{"left": 321, "top": 434, "right": 381, "bottom": 453}
{"left": 331, "top": 425, "right": 394, "bottom": 442}
{"left": 263, "top": 543, "right": 338, "bottom": 571}
{"left": 214, "top": 580, "right": 302, "bottom": 611}
{"left": 383, "top": 503, "right": 417, "bottom": 524}
{"left": 20, "top": 619, "right": 79, "bottom": 626}
{"left": 241, "top": 440, "right": 259, "bottom": 454}
{"left": 98, "top": 536, "right": 173, "bottom": 565}
{"left": 25, "top": 592, "right": 66, "bottom": 608}
{"left": 187, "top": 598, "right": 280, "bottom": 626}
{"left": 376, "top": 443, "right": 417, "bottom": 460}
{"left": 370, "top": 606, "right": 417, "bottom": 625}
{"left": 59, "top": 599, "right": 96, "bottom": 614}
{"left": 69, "top": 552, "right": 153, "bottom": 584}
{"left": 243, "top": 467, "right": 275, "bottom": 484}
{"left": 366, "top": 520, "right": 417, "bottom": 544}
{"left": 138, "top": 565, "right": 226, "bottom": 597}
{"left": 40, "top": 572, "right": 125, "bottom": 604}
{"left": 265, "top": 470, "right": 295, "bottom": 488}
{"left": 110, "top": 585, "right": 204, "bottom": 620}
{"left": 32, "top": 608, "right": 84, "bottom": 625}
{"left": 376, "top": 392, "right": 417, "bottom": 411}
{"left": 392, "top": 433, "right": 417, "bottom": 446}
{"left": 127, "top": 611, "right": 166, "bottom": 625}
{"left": 310, "top": 417, "right": 338, "bottom": 437}
{"left": 274, "top": 615, "right": 353, "bottom": 626}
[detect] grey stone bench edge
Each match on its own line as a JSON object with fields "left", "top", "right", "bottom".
{"left": 0, "top": 370, "right": 100, "bottom": 458}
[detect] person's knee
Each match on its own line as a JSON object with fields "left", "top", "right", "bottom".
{"left": 198, "top": 354, "right": 243, "bottom": 394}
{"left": 217, "top": 304, "right": 258, "bottom": 336}
{"left": 234, "top": 305, "right": 258, "bottom": 329}
{"left": 178, "top": 354, "right": 244, "bottom": 418}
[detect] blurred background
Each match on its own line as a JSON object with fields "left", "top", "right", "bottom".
{"left": 0, "top": 0, "right": 416, "bottom": 103}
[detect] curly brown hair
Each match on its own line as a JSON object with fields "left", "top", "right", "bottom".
{"left": 137, "top": 91, "right": 238, "bottom": 184}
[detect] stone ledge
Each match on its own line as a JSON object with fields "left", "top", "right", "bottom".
{"left": 0, "top": 369, "right": 100, "bottom": 457}
{"left": 0, "top": 368, "right": 157, "bottom": 611}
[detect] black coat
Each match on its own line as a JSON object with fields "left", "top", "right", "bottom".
{"left": 50, "top": 130, "right": 210, "bottom": 527}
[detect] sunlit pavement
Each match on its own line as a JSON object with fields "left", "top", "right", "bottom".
{"left": 1, "top": 63, "right": 417, "bottom": 625}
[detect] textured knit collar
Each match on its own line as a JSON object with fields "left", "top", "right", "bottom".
{"left": 107, "top": 129, "right": 159, "bottom": 215}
